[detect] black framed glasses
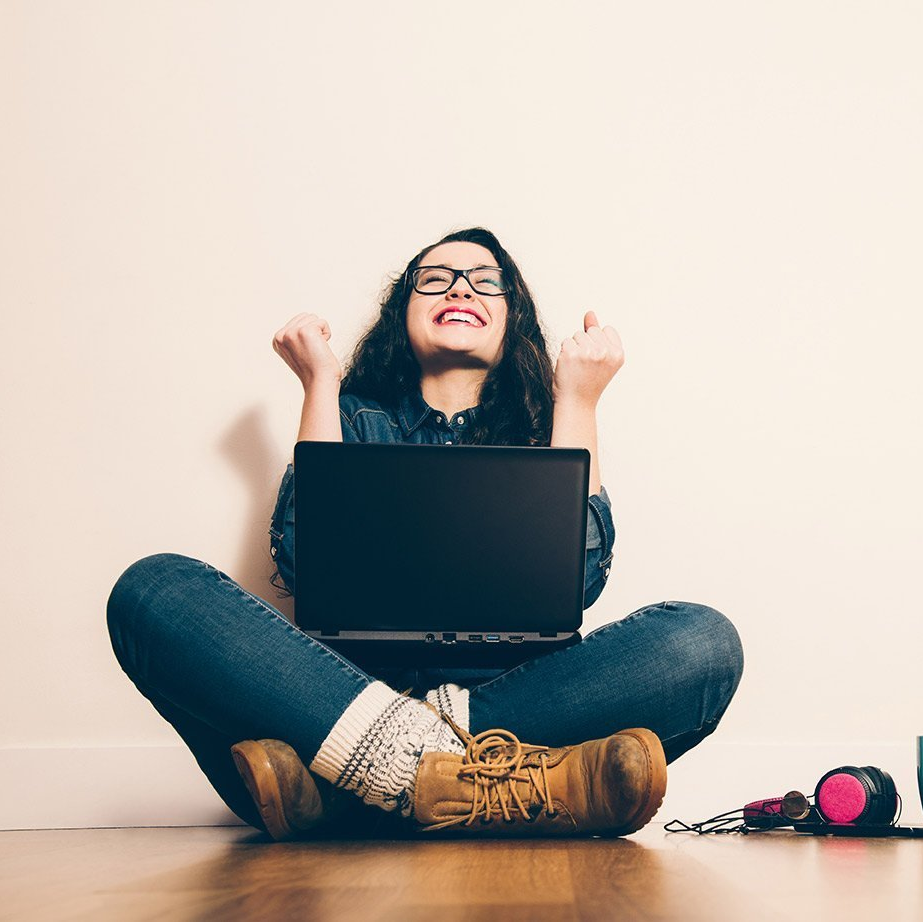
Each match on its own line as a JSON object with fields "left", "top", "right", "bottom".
{"left": 410, "top": 266, "right": 507, "bottom": 296}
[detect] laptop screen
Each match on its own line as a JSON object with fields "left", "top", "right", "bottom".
{"left": 294, "top": 442, "right": 589, "bottom": 634}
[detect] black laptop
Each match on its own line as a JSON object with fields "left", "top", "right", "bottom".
{"left": 294, "top": 441, "right": 589, "bottom": 666}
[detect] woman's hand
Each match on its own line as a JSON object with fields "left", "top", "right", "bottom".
{"left": 273, "top": 313, "right": 343, "bottom": 390}
{"left": 552, "top": 311, "right": 625, "bottom": 407}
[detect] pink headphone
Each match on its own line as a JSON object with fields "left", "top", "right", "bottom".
{"left": 666, "top": 764, "right": 903, "bottom": 835}
{"left": 743, "top": 765, "right": 898, "bottom": 829}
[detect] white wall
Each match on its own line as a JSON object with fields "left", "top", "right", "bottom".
{"left": 2, "top": 0, "right": 921, "bottom": 829}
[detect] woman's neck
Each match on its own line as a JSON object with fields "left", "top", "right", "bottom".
{"left": 420, "top": 369, "right": 486, "bottom": 419}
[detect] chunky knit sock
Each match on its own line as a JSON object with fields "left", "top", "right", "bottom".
{"left": 309, "top": 682, "right": 469, "bottom": 817}
{"left": 423, "top": 682, "right": 470, "bottom": 747}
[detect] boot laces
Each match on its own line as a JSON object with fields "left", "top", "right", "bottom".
{"left": 420, "top": 704, "right": 557, "bottom": 831}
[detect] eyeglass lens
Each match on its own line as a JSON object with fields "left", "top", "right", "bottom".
{"left": 413, "top": 267, "right": 505, "bottom": 295}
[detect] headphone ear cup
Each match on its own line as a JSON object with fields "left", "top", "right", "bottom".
{"left": 815, "top": 767, "right": 871, "bottom": 824}
{"left": 859, "top": 766, "right": 898, "bottom": 825}
{"left": 815, "top": 766, "right": 897, "bottom": 825}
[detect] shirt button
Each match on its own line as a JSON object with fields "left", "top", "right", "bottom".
{"left": 446, "top": 440, "right": 453, "bottom": 445}
{"left": 604, "top": 567, "right": 611, "bottom": 577}
{"left": 435, "top": 415, "right": 443, "bottom": 424}
{"left": 456, "top": 415, "right": 465, "bottom": 425}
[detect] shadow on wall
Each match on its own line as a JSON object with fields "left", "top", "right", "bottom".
{"left": 217, "top": 404, "right": 295, "bottom": 623}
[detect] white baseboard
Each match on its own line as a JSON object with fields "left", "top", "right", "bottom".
{"left": 0, "top": 746, "right": 245, "bottom": 831}
{"left": 2, "top": 740, "right": 920, "bottom": 831}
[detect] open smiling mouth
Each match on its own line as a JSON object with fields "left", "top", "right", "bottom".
{"left": 433, "top": 310, "right": 485, "bottom": 327}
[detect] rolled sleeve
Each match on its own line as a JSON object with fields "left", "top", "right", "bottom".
{"left": 269, "top": 462, "right": 296, "bottom": 595}
{"left": 584, "top": 485, "right": 615, "bottom": 609}
{"left": 586, "top": 485, "right": 615, "bottom": 556}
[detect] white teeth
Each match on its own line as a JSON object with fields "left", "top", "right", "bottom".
{"left": 437, "top": 310, "right": 483, "bottom": 327}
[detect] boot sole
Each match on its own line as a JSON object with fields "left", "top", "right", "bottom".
{"left": 230, "top": 740, "right": 294, "bottom": 842}
{"left": 608, "top": 728, "right": 668, "bottom": 836}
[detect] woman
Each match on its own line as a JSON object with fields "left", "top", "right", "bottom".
{"left": 107, "top": 227, "right": 744, "bottom": 841}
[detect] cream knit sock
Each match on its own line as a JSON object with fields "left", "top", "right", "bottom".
{"left": 309, "top": 681, "right": 469, "bottom": 817}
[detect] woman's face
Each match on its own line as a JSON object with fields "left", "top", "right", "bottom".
{"left": 405, "top": 241, "right": 508, "bottom": 373}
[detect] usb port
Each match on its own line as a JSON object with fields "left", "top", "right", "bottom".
{"left": 442, "top": 632, "right": 456, "bottom": 643}
{"left": 509, "top": 635, "right": 525, "bottom": 643}
{"left": 467, "top": 634, "right": 482, "bottom": 642}
{"left": 486, "top": 634, "right": 500, "bottom": 642}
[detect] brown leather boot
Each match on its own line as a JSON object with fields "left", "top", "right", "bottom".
{"left": 230, "top": 739, "right": 361, "bottom": 841}
{"left": 412, "top": 715, "right": 667, "bottom": 837}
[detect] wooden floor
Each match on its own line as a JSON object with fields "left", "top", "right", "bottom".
{"left": 2, "top": 822, "right": 922, "bottom": 921}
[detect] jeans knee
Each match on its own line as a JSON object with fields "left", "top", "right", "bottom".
{"left": 660, "top": 601, "right": 744, "bottom": 703}
{"left": 692, "top": 603, "right": 742, "bottom": 683}
{"left": 108, "top": 553, "right": 187, "bottom": 619}
{"left": 106, "top": 553, "right": 201, "bottom": 661}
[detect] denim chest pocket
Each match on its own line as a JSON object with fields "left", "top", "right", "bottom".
{"left": 350, "top": 408, "right": 401, "bottom": 442}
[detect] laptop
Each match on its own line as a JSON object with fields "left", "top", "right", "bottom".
{"left": 294, "top": 441, "right": 589, "bottom": 666}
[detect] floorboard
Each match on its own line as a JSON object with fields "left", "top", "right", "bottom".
{"left": 1, "top": 823, "right": 920, "bottom": 921}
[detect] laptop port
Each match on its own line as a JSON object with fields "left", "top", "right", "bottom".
{"left": 424, "top": 633, "right": 436, "bottom": 643}
{"left": 467, "top": 634, "right": 482, "bottom": 642}
{"left": 486, "top": 634, "right": 500, "bottom": 642}
{"left": 442, "top": 632, "right": 456, "bottom": 643}
{"left": 509, "top": 635, "right": 525, "bottom": 643}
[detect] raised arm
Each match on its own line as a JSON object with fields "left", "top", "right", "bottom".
{"left": 550, "top": 309, "right": 624, "bottom": 607}
{"left": 550, "top": 397, "right": 602, "bottom": 497}
{"left": 269, "top": 313, "right": 347, "bottom": 593}
{"left": 272, "top": 312, "right": 345, "bottom": 460}
{"left": 549, "top": 308, "right": 624, "bottom": 498}
{"left": 296, "top": 380, "right": 344, "bottom": 449}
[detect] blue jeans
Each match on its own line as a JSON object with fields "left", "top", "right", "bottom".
{"left": 106, "top": 553, "right": 744, "bottom": 832}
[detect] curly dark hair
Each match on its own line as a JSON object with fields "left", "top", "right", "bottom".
{"left": 340, "top": 226, "right": 555, "bottom": 447}
{"left": 269, "top": 227, "right": 555, "bottom": 599}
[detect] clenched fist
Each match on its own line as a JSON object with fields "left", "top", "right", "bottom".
{"left": 553, "top": 310, "right": 625, "bottom": 407}
{"left": 272, "top": 313, "right": 343, "bottom": 390}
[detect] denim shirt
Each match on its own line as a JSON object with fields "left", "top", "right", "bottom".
{"left": 269, "top": 389, "right": 616, "bottom": 609}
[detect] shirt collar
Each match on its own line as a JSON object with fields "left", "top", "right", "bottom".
{"left": 397, "top": 388, "right": 481, "bottom": 437}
